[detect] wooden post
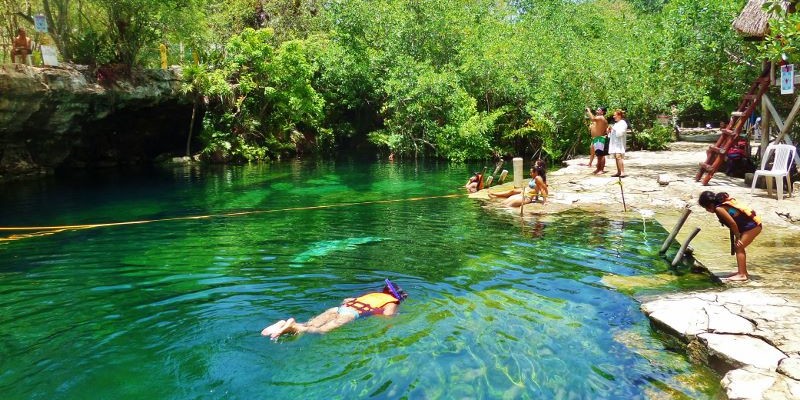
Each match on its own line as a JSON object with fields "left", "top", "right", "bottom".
{"left": 671, "top": 227, "right": 701, "bottom": 267}
{"left": 761, "top": 93, "right": 770, "bottom": 158}
{"left": 659, "top": 207, "right": 692, "bottom": 254}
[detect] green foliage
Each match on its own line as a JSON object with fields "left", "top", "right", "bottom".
{"left": 761, "top": 1, "right": 800, "bottom": 62}
{"left": 375, "top": 61, "right": 480, "bottom": 160}
{"left": 9, "top": 0, "right": 762, "bottom": 163}
{"left": 193, "top": 28, "right": 324, "bottom": 162}
{"left": 630, "top": 124, "right": 674, "bottom": 151}
{"left": 70, "top": 28, "right": 116, "bottom": 65}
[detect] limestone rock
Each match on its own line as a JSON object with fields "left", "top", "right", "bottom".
{"left": 699, "top": 333, "right": 786, "bottom": 371}
{"left": 657, "top": 173, "right": 671, "bottom": 186}
{"left": 722, "top": 366, "right": 800, "bottom": 400}
{"left": 0, "top": 64, "right": 194, "bottom": 182}
{"left": 641, "top": 296, "right": 755, "bottom": 338}
{"left": 778, "top": 356, "right": 800, "bottom": 380}
{"left": 722, "top": 367, "right": 777, "bottom": 400}
{"left": 641, "top": 297, "right": 710, "bottom": 338}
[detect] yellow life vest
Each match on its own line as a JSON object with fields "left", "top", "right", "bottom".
{"left": 720, "top": 198, "right": 761, "bottom": 225}
{"left": 345, "top": 292, "right": 397, "bottom": 316}
{"left": 717, "top": 198, "right": 761, "bottom": 229}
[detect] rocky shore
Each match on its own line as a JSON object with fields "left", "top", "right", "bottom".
{"left": 0, "top": 64, "right": 194, "bottom": 182}
{"left": 472, "top": 141, "right": 800, "bottom": 399}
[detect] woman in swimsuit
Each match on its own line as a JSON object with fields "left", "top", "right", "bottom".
{"left": 261, "top": 279, "right": 408, "bottom": 340}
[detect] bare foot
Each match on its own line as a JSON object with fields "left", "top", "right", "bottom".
{"left": 261, "top": 320, "right": 287, "bottom": 337}
{"left": 271, "top": 317, "right": 298, "bottom": 339}
{"left": 723, "top": 274, "right": 749, "bottom": 282}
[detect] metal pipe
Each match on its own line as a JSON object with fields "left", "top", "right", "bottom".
{"left": 659, "top": 207, "right": 692, "bottom": 254}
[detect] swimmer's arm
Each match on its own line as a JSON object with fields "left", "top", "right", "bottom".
{"left": 381, "top": 302, "right": 398, "bottom": 316}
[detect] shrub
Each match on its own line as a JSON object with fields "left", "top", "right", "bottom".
{"left": 630, "top": 124, "right": 674, "bottom": 151}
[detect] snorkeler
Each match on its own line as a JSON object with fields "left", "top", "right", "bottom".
{"left": 261, "top": 279, "right": 408, "bottom": 340}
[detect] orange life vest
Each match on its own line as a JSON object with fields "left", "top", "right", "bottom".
{"left": 345, "top": 292, "right": 398, "bottom": 316}
{"left": 718, "top": 198, "right": 761, "bottom": 230}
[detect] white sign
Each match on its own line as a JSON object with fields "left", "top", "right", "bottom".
{"left": 41, "top": 45, "right": 59, "bottom": 66}
{"left": 33, "top": 14, "right": 48, "bottom": 33}
{"left": 781, "top": 64, "right": 794, "bottom": 95}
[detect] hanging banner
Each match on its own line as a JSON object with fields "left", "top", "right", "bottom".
{"left": 33, "top": 14, "right": 48, "bottom": 33}
{"left": 781, "top": 64, "right": 794, "bottom": 95}
{"left": 41, "top": 45, "right": 59, "bottom": 66}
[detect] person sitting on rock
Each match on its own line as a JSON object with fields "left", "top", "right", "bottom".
{"left": 489, "top": 161, "right": 548, "bottom": 207}
{"left": 12, "top": 28, "right": 32, "bottom": 65}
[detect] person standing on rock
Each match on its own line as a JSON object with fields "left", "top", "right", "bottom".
{"left": 608, "top": 109, "right": 628, "bottom": 177}
{"left": 698, "top": 191, "right": 762, "bottom": 282}
{"left": 585, "top": 107, "right": 608, "bottom": 170}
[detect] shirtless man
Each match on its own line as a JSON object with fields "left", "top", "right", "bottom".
{"left": 12, "top": 28, "right": 32, "bottom": 65}
{"left": 585, "top": 107, "right": 608, "bottom": 169}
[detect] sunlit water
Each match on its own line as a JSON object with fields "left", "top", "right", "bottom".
{"left": 0, "top": 161, "right": 722, "bottom": 399}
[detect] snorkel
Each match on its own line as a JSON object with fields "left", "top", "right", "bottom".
{"left": 385, "top": 279, "right": 406, "bottom": 302}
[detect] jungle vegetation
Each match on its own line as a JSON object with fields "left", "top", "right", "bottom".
{"left": 2, "top": 0, "right": 771, "bottom": 163}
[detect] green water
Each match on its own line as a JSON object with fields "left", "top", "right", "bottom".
{"left": 0, "top": 161, "right": 722, "bottom": 399}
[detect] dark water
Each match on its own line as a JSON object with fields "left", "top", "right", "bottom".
{"left": 0, "top": 161, "right": 721, "bottom": 399}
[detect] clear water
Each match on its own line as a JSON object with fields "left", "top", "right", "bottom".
{"left": 0, "top": 161, "right": 722, "bottom": 399}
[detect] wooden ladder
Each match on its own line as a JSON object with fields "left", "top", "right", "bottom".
{"left": 695, "top": 65, "right": 772, "bottom": 185}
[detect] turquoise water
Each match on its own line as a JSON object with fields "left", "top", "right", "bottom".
{"left": 0, "top": 161, "right": 721, "bottom": 399}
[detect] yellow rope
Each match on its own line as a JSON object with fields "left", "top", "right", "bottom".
{"left": 0, "top": 194, "right": 464, "bottom": 242}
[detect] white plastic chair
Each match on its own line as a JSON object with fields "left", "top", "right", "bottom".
{"left": 751, "top": 144, "right": 797, "bottom": 200}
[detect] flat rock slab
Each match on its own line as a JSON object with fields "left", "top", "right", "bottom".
{"left": 642, "top": 288, "right": 800, "bottom": 400}
{"left": 722, "top": 366, "right": 800, "bottom": 400}
{"left": 642, "top": 296, "right": 755, "bottom": 337}
{"left": 700, "top": 333, "right": 786, "bottom": 370}
{"left": 778, "top": 356, "right": 800, "bottom": 380}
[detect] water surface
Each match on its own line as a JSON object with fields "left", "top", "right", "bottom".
{"left": 0, "top": 161, "right": 721, "bottom": 399}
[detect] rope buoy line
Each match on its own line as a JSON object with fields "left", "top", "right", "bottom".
{"left": 0, "top": 194, "right": 464, "bottom": 242}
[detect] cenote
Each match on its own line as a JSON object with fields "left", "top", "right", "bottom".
{"left": 0, "top": 161, "right": 723, "bottom": 399}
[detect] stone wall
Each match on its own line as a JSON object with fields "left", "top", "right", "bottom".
{"left": 0, "top": 64, "right": 196, "bottom": 182}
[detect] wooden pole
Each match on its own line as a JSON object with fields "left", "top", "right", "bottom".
{"left": 186, "top": 97, "right": 197, "bottom": 157}
{"left": 618, "top": 176, "right": 627, "bottom": 212}
{"left": 671, "top": 227, "right": 701, "bottom": 267}
{"left": 659, "top": 207, "right": 692, "bottom": 254}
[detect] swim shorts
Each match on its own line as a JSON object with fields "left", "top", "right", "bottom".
{"left": 592, "top": 136, "right": 607, "bottom": 156}
{"left": 337, "top": 306, "right": 360, "bottom": 319}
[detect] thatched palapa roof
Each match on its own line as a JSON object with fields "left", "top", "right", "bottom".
{"left": 733, "top": 0, "right": 792, "bottom": 40}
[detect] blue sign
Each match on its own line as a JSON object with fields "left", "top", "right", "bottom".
{"left": 34, "top": 14, "right": 47, "bottom": 33}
